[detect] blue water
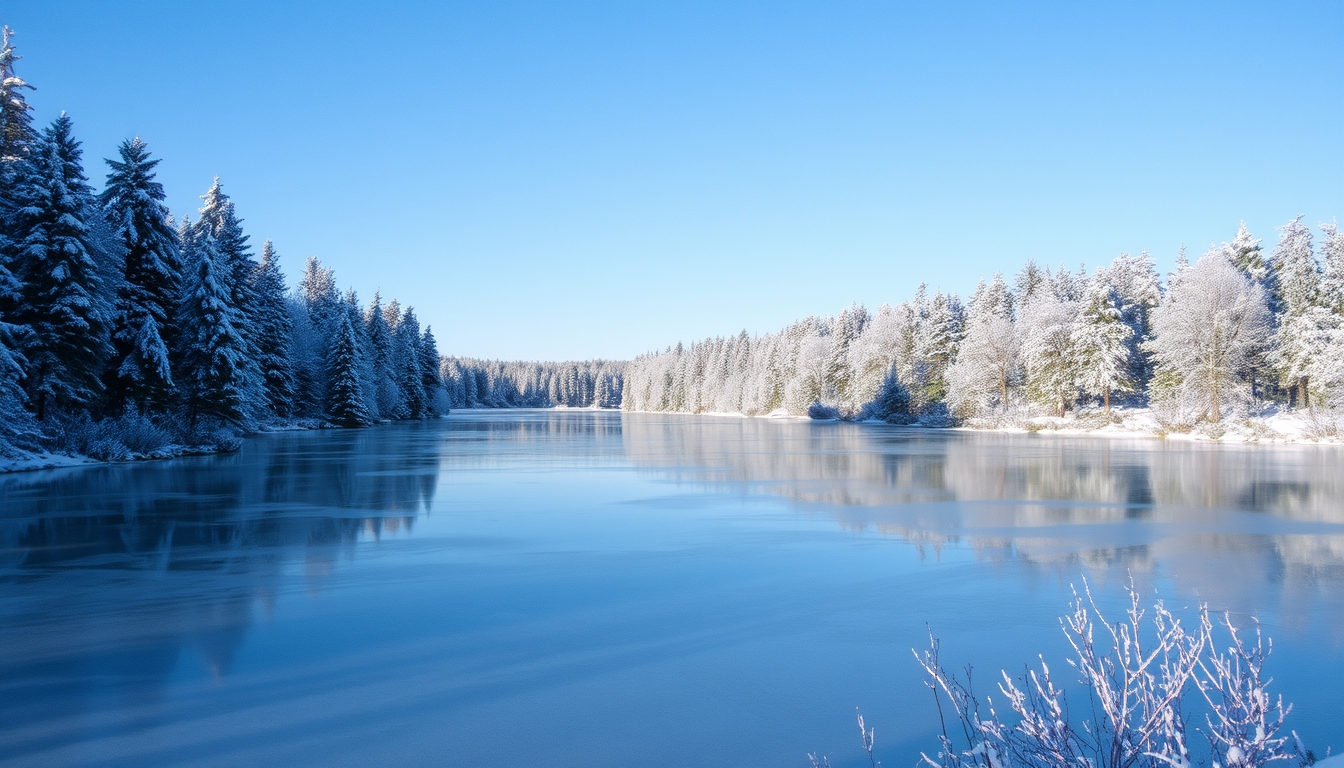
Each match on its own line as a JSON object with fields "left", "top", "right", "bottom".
{"left": 2, "top": 411, "right": 1342, "bottom": 766}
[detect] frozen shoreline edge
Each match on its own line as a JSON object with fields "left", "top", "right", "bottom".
{"left": 6, "top": 404, "right": 1339, "bottom": 476}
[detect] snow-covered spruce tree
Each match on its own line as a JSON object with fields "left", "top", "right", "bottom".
{"left": 176, "top": 231, "right": 247, "bottom": 426}
{"left": 0, "top": 28, "right": 37, "bottom": 453}
{"left": 1322, "top": 220, "right": 1344, "bottom": 314}
{"left": 1101, "top": 251, "right": 1161, "bottom": 390}
{"left": 946, "top": 275, "right": 1016, "bottom": 419}
{"left": 912, "top": 288, "right": 960, "bottom": 407}
{"left": 0, "top": 25, "right": 36, "bottom": 299}
{"left": 1269, "top": 215, "right": 1325, "bottom": 407}
{"left": 1020, "top": 292, "right": 1080, "bottom": 417}
{"left": 100, "top": 137, "right": 180, "bottom": 414}
{"left": 1146, "top": 249, "right": 1271, "bottom": 423}
{"left": 1224, "top": 220, "right": 1271, "bottom": 286}
{"left": 392, "top": 306, "right": 427, "bottom": 418}
{"left": 291, "top": 256, "right": 340, "bottom": 413}
{"left": 10, "top": 114, "right": 112, "bottom": 420}
{"left": 827, "top": 303, "right": 867, "bottom": 412}
{"left": 1071, "top": 277, "right": 1134, "bottom": 415}
{"left": 324, "top": 306, "right": 371, "bottom": 427}
{"left": 419, "top": 324, "right": 443, "bottom": 415}
{"left": 195, "top": 178, "right": 263, "bottom": 419}
{"left": 250, "top": 240, "right": 296, "bottom": 417}
{"left": 363, "top": 291, "right": 400, "bottom": 419}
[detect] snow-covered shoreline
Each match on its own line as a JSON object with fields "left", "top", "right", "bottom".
{"left": 621, "top": 404, "right": 1344, "bottom": 446}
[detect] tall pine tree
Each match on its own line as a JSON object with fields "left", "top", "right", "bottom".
{"left": 250, "top": 240, "right": 296, "bottom": 416}
{"left": 177, "top": 231, "right": 247, "bottom": 426}
{"left": 101, "top": 137, "right": 180, "bottom": 413}
{"left": 11, "top": 114, "right": 111, "bottom": 419}
{"left": 325, "top": 307, "right": 371, "bottom": 427}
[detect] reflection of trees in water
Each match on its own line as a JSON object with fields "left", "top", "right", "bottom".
{"left": 620, "top": 414, "right": 1344, "bottom": 637}
{"left": 0, "top": 423, "right": 443, "bottom": 744}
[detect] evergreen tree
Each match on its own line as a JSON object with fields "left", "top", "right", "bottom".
{"left": 1269, "top": 215, "right": 1324, "bottom": 406}
{"left": 0, "top": 26, "right": 36, "bottom": 315}
{"left": 1071, "top": 278, "right": 1133, "bottom": 414}
{"left": 1224, "top": 221, "right": 1269, "bottom": 285}
{"left": 1322, "top": 220, "right": 1344, "bottom": 314}
{"left": 393, "top": 307, "right": 427, "bottom": 418}
{"left": 195, "top": 178, "right": 263, "bottom": 416}
{"left": 1020, "top": 295, "right": 1078, "bottom": 417}
{"left": 364, "top": 291, "right": 399, "bottom": 418}
{"left": 11, "top": 114, "right": 111, "bottom": 419}
{"left": 913, "top": 288, "right": 958, "bottom": 404}
{"left": 250, "top": 240, "right": 296, "bottom": 416}
{"left": 324, "top": 308, "right": 371, "bottom": 427}
{"left": 947, "top": 276, "right": 1017, "bottom": 416}
{"left": 419, "top": 324, "right": 443, "bottom": 415}
{"left": 101, "top": 137, "right": 180, "bottom": 413}
{"left": 177, "top": 231, "right": 247, "bottom": 425}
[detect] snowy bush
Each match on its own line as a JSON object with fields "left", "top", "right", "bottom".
{"left": 910, "top": 581, "right": 1312, "bottom": 768}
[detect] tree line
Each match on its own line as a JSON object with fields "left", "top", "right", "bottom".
{"left": 0, "top": 29, "right": 444, "bottom": 459}
{"left": 441, "top": 358, "right": 625, "bottom": 409}
{"left": 624, "top": 221, "right": 1344, "bottom": 428}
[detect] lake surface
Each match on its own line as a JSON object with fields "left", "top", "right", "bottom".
{"left": 2, "top": 410, "right": 1342, "bottom": 767}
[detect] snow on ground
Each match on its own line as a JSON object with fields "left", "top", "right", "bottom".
{"left": 954, "top": 403, "right": 1343, "bottom": 444}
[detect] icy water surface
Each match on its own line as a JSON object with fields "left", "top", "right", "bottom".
{"left": 2, "top": 411, "right": 1343, "bottom": 766}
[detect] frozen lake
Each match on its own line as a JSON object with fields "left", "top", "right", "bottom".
{"left": 2, "top": 410, "right": 1342, "bottom": 766}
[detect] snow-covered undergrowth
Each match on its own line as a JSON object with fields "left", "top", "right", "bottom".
{"left": 957, "top": 403, "right": 1344, "bottom": 444}
{"left": 811, "top": 581, "right": 1328, "bottom": 768}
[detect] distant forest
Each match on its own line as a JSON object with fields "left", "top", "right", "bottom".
{"left": 624, "top": 222, "right": 1344, "bottom": 428}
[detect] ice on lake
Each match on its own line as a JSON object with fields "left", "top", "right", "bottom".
{"left": 2, "top": 410, "right": 1342, "bottom": 766}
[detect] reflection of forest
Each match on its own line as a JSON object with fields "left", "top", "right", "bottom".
{"left": 0, "top": 423, "right": 442, "bottom": 748}
{"left": 621, "top": 415, "right": 1344, "bottom": 632}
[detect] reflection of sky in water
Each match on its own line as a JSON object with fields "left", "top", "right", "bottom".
{"left": 1, "top": 412, "right": 1341, "bottom": 766}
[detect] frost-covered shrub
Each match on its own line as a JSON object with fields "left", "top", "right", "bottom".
{"left": 42, "top": 412, "right": 177, "bottom": 460}
{"left": 807, "top": 402, "right": 839, "bottom": 420}
{"left": 1301, "top": 407, "right": 1344, "bottom": 440}
{"left": 911, "top": 581, "right": 1312, "bottom": 768}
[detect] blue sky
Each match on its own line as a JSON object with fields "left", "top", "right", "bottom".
{"left": 6, "top": 1, "right": 1343, "bottom": 360}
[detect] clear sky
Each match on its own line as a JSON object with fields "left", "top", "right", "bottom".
{"left": 5, "top": 1, "right": 1343, "bottom": 360}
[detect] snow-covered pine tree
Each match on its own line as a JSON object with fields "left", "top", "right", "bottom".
{"left": 392, "top": 306, "right": 427, "bottom": 418}
{"left": 1322, "top": 220, "right": 1344, "bottom": 314}
{"left": 11, "top": 114, "right": 112, "bottom": 419}
{"left": 1146, "top": 249, "right": 1271, "bottom": 422}
{"left": 195, "top": 178, "right": 263, "bottom": 417}
{"left": 177, "top": 231, "right": 248, "bottom": 426}
{"left": 0, "top": 26, "right": 36, "bottom": 310}
{"left": 0, "top": 28, "right": 35, "bottom": 449}
{"left": 419, "top": 324, "right": 443, "bottom": 415}
{"left": 947, "top": 275, "right": 1016, "bottom": 418}
{"left": 363, "top": 291, "right": 400, "bottom": 419}
{"left": 912, "top": 288, "right": 958, "bottom": 405}
{"left": 298, "top": 255, "right": 340, "bottom": 329}
{"left": 1269, "top": 215, "right": 1324, "bottom": 407}
{"left": 1224, "top": 221, "right": 1270, "bottom": 286}
{"left": 1012, "top": 260, "right": 1049, "bottom": 308}
{"left": 101, "top": 137, "right": 180, "bottom": 414}
{"left": 250, "top": 240, "right": 296, "bottom": 417}
{"left": 1101, "top": 251, "right": 1161, "bottom": 390}
{"left": 324, "top": 305, "right": 371, "bottom": 427}
{"left": 1071, "top": 277, "right": 1133, "bottom": 414}
{"left": 1020, "top": 293, "right": 1079, "bottom": 417}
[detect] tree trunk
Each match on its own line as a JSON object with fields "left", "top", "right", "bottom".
{"left": 1302, "top": 377, "right": 1310, "bottom": 409}
{"left": 1104, "top": 389, "right": 1111, "bottom": 416}
{"left": 1210, "top": 386, "right": 1221, "bottom": 423}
